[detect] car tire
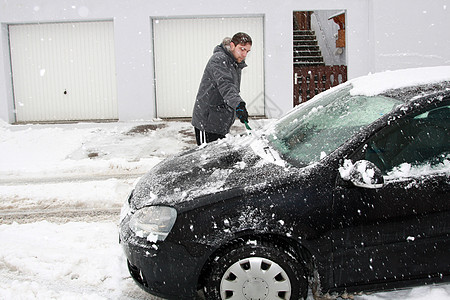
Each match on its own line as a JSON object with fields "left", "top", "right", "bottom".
{"left": 204, "top": 240, "right": 308, "bottom": 300}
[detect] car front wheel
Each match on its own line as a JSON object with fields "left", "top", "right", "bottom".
{"left": 204, "top": 241, "right": 308, "bottom": 300}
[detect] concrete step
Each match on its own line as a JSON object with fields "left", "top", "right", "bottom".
{"left": 294, "top": 56, "right": 324, "bottom": 63}
{"left": 294, "top": 50, "right": 322, "bottom": 57}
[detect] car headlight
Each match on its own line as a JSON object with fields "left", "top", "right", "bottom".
{"left": 129, "top": 206, "right": 177, "bottom": 242}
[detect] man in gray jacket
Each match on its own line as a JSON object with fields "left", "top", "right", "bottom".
{"left": 192, "top": 32, "right": 252, "bottom": 145}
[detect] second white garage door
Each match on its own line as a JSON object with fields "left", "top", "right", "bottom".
{"left": 153, "top": 16, "right": 265, "bottom": 118}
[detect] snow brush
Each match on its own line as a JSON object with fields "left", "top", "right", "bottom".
{"left": 243, "top": 120, "right": 263, "bottom": 143}
{"left": 244, "top": 120, "right": 259, "bottom": 139}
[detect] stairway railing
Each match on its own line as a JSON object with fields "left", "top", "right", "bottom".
{"left": 293, "top": 65, "right": 347, "bottom": 106}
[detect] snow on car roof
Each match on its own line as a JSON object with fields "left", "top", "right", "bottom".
{"left": 350, "top": 66, "right": 450, "bottom": 96}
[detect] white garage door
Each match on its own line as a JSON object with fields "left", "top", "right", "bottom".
{"left": 9, "top": 21, "right": 118, "bottom": 123}
{"left": 153, "top": 16, "right": 265, "bottom": 118}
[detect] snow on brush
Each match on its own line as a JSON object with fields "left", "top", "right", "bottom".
{"left": 0, "top": 119, "right": 449, "bottom": 299}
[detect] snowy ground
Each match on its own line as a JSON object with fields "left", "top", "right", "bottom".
{"left": 0, "top": 119, "right": 448, "bottom": 299}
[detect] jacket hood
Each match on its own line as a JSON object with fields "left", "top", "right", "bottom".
{"left": 130, "top": 136, "right": 295, "bottom": 210}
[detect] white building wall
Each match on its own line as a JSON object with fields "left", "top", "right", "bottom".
{"left": 371, "top": 0, "right": 450, "bottom": 71}
{"left": 0, "top": 0, "right": 449, "bottom": 123}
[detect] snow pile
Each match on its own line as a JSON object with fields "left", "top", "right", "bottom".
{"left": 0, "top": 178, "right": 135, "bottom": 211}
{"left": 0, "top": 121, "right": 196, "bottom": 213}
{"left": 0, "top": 121, "right": 192, "bottom": 180}
{"left": 0, "top": 221, "right": 148, "bottom": 299}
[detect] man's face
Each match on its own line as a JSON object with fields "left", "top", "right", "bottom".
{"left": 230, "top": 42, "right": 251, "bottom": 63}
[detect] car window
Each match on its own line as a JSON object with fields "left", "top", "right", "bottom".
{"left": 268, "top": 85, "right": 403, "bottom": 166}
{"left": 362, "top": 102, "right": 450, "bottom": 175}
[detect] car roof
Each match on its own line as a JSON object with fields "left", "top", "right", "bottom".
{"left": 349, "top": 66, "right": 450, "bottom": 97}
{"left": 381, "top": 81, "right": 450, "bottom": 102}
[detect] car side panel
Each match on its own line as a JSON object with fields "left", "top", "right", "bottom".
{"left": 332, "top": 169, "right": 450, "bottom": 289}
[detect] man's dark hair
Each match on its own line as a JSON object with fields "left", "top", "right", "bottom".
{"left": 231, "top": 32, "right": 252, "bottom": 46}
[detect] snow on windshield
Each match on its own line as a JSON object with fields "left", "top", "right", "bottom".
{"left": 268, "top": 85, "right": 403, "bottom": 166}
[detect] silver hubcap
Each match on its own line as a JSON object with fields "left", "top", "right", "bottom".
{"left": 220, "top": 257, "right": 291, "bottom": 299}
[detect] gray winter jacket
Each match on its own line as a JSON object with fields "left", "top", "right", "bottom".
{"left": 191, "top": 41, "right": 247, "bottom": 136}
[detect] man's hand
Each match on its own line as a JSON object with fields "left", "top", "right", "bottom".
{"left": 236, "top": 102, "right": 249, "bottom": 124}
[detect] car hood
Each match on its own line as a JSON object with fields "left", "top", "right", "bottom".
{"left": 130, "top": 136, "right": 299, "bottom": 210}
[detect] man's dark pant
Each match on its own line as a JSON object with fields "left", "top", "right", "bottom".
{"left": 194, "top": 128, "right": 225, "bottom": 146}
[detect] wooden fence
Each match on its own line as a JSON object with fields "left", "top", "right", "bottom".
{"left": 293, "top": 65, "right": 347, "bottom": 106}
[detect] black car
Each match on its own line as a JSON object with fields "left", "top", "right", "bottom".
{"left": 119, "top": 67, "right": 450, "bottom": 300}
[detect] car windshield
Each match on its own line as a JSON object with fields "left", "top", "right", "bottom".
{"left": 267, "top": 84, "right": 404, "bottom": 166}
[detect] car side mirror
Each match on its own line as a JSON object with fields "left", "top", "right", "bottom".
{"left": 340, "top": 160, "right": 384, "bottom": 189}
